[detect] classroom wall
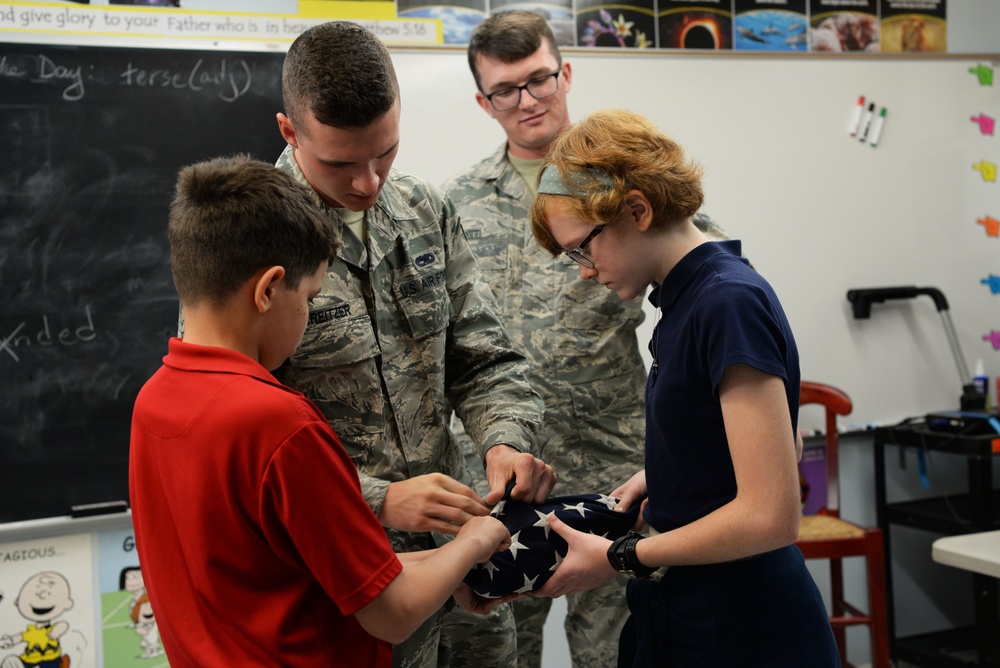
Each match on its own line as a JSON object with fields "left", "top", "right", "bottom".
{"left": 392, "top": 47, "right": 1000, "bottom": 431}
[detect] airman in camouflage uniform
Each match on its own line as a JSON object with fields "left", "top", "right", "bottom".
{"left": 442, "top": 11, "right": 729, "bottom": 668}
{"left": 270, "top": 21, "right": 556, "bottom": 668}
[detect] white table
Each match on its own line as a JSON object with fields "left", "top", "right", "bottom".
{"left": 932, "top": 530, "right": 1000, "bottom": 579}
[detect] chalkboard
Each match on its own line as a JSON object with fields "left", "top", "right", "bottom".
{"left": 0, "top": 44, "right": 286, "bottom": 523}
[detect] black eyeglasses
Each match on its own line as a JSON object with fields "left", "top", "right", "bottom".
{"left": 484, "top": 70, "right": 561, "bottom": 112}
{"left": 564, "top": 225, "right": 605, "bottom": 268}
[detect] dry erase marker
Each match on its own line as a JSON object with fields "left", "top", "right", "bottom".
{"left": 848, "top": 96, "right": 865, "bottom": 136}
{"left": 869, "top": 107, "right": 887, "bottom": 147}
{"left": 857, "top": 102, "right": 876, "bottom": 142}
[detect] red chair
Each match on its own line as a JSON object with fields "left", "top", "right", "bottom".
{"left": 797, "top": 381, "right": 890, "bottom": 668}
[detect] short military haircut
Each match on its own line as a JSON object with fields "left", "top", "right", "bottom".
{"left": 168, "top": 154, "right": 337, "bottom": 305}
{"left": 467, "top": 10, "right": 561, "bottom": 91}
{"left": 282, "top": 20, "right": 400, "bottom": 131}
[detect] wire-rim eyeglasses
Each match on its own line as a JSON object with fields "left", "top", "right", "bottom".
{"left": 563, "top": 225, "right": 605, "bottom": 268}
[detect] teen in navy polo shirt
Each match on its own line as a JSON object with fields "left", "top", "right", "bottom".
{"left": 527, "top": 108, "right": 839, "bottom": 668}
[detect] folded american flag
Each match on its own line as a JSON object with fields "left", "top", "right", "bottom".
{"left": 463, "top": 483, "right": 643, "bottom": 598}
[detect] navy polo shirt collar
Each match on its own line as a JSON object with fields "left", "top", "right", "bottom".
{"left": 648, "top": 240, "right": 745, "bottom": 313}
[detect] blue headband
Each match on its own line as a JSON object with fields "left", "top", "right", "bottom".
{"left": 537, "top": 165, "right": 614, "bottom": 196}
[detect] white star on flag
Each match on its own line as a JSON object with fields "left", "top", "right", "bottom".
{"left": 514, "top": 573, "right": 540, "bottom": 594}
{"left": 562, "top": 501, "right": 589, "bottom": 517}
{"left": 507, "top": 530, "right": 528, "bottom": 559}
{"left": 533, "top": 509, "right": 554, "bottom": 538}
{"left": 597, "top": 494, "right": 618, "bottom": 510}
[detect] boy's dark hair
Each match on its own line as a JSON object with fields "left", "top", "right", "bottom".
{"left": 467, "top": 11, "right": 561, "bottom": 91}
{"left": 168, "top": 154, "right": 336, "bottom": 306}
{"left": 282, "top": 20, "right": 400, "bottom": 131}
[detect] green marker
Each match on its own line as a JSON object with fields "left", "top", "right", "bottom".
{"left": 869, "top": 107, "right": 887, "bottom": 147}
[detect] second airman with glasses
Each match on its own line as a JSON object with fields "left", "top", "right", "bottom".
{"left": 442, "top": 11, "right": 730, "bottom": 668}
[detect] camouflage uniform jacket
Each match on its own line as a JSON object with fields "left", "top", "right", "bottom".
{"left": 274, "top": 145, "right": 543, "bottom": 552}
{"left": 442, "top": 143, "right": 729, "bottom": 493}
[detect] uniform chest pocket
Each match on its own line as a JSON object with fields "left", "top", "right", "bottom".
{"left": 293, "top": 298, "right": 378, "bottom": 366}
{"left": 556, "top": 265, "right": 644, "bottom": 332}
{"left": 462, "top": 224, "right": 511, "bottom": 304}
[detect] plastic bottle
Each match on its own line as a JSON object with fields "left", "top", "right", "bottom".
{"left": 973, "top": 359, "right": 989, "bottom": 410}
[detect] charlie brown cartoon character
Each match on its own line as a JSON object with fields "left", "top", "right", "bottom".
{"left": 0, "top": 571, "right": 74, "bottom": 668}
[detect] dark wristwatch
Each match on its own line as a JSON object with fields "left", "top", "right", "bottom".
{"left": 607, "top": 531, "right": 657, "bottom": 578}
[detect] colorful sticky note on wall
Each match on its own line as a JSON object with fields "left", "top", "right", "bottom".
{"left": 981, "top": 274, "right": 1000, "bottom": 294}
{"left": 977, "top": 215, "right": 1000, "bottom": 236}
{"left": 972, "top": 114, "right": 996, "bottom": 135}
{"left": 983, "top": 330, "right": 1000, "bottom": 350}
{"left": 969, "top": 64, "right": 994, "bottom": 85}
{"left": 973, "top": 160, "right": 997, "bottom": 182}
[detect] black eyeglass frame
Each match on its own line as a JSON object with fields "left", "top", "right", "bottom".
{"left": 564, "top": 225, "right": 605, "bottom": 268}
{"left": 483, "top": 69, "right": 562, "bottom": 112}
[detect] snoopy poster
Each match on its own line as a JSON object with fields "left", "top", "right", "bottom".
{"left": 0, "top": 532, "right": 97, "bottom": 668}
{"left": 97, "top": 526, "right": 166, "bottom": 667}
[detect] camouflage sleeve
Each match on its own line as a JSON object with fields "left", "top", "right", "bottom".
{"left": 357, "top": 471, "right": 391, "bottom": 518}
{"left": 439, "top": 193, "right": 543, "bottom": 460}
{"left": 693, "top": 210, "right": 730, "bottom": 242}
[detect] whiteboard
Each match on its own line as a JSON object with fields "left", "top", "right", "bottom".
{"left": 392, "top": 49, "right": 1000, "bottom": 429}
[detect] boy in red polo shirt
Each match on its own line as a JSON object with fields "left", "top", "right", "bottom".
{"left": 129, "top": 155, "right": 510, "bottom": 667}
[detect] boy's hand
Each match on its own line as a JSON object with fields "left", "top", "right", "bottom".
{"left": 456, "top": 515, "right": 511, "bottom": 563}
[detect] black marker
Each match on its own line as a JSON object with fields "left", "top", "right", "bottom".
{"left": 857, "top": 102, "right": 876, "bottom": 142}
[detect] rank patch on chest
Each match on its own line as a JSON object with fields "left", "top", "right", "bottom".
{"left": 414, "top": 251, "right": 437, "bottom": 268}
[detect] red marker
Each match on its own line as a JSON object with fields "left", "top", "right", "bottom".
{"left": 848, "top": 96, "right": 865, "bottom": 136}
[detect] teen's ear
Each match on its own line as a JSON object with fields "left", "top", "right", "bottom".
{"left": 276, "top": 113, "right": 298, "bottom": 148}
{"left": 625, "top": 190, "right": 654, "bottom": 231}
{"left": 253, "top": 266, "right": 286, "bottom": 314}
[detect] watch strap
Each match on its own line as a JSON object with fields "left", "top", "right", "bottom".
{"left": 607, "top": 531, "right": 657, "bottom": 578}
